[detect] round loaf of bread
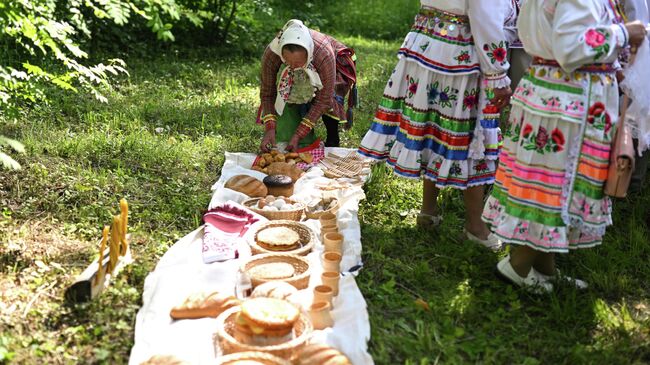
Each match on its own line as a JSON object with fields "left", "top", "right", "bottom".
{"left": 240, "top": 298, "right": 299, "bottom": 332}
{"left": 225, "top": 175, "right": 268, "bottom": 197}
{"left": 263, "top": 174, "right": 293, "bottom": 186}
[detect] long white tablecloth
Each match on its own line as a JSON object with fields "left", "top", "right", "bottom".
{"left": 129, "top": 149, "right": 374, "bottom": 365}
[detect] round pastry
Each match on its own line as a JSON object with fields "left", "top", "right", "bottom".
{"left": 263, "top": 174, "right": 294, "bottom": 197}
{"left": 251, "top": 281, "right": 298, "bottom": 300}
{"left": 247, "top": 262, "right": 295, "bottom": 280}
{"left": 293, "top": 344, "right": 352, "bottom": 365}
{"left": 234, "top": 298, "right": 300, "bottom": 346}
{"left": 256, "top": 227, "right": 300, "bottom": 251}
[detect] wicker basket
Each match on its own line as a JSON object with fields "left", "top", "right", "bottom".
{"left": 217, "top": 351, "right": 291, "bottom": 365}
{"left": 304, "top": 197, "right": 340, "bottom": 220}
{"left": 242, "top": 253, "right": 311, "bottom": 290}
{"left": 215, "top": 306, "right": 313, "bottom": 359}
{"left": 243, "top": 198, "right": 304, "bottom": 221}
{"left": 249, "top": 220, "right": 315, "bottom": 256}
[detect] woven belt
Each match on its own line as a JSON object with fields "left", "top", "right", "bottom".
{"left": 532, "top": 57, "right": 615, "bottom": 73}
{"left": 419, "top": 6, "right": 469, "bottom": 25}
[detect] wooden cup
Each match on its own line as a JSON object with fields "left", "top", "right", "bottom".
{"left": 320, "top": 225, "right": 339, "bottom": 241}
{"left": 323, "top": 232, "right": 343, "bottom": 254}
{"left": 309, "top": 301, "right": 334, "bottom": 330}
{"left": 319, "top": 212, "right": 337, "bottom": 228}
{"left": 313, "top": 285, "right": 334, "bottom": 306}
{"left": 321, "top": 271, "right": 340, "bottom": 296}
{"left": 321, "top": 252, "right": 342, "bottom": 273}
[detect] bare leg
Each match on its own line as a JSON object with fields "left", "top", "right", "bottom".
{"left": 532, "top": 252, "right": 556, "bottom": 276}
{"left": 421, "top": 178, "right": 440, "bottom": 216}
{"left": 509, "top": 245, "right": 540, "bottom": 277}
{"left": 463, "top": 186, "right": 491, "bottom": 240}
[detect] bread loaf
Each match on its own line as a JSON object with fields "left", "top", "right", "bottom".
{"left": 170, "top": 291, "right": 241, "bottom": 320}
{"left": 266, "top": 162, "right": 304, "bottom": 182}
{"left": 293, "top": 344, "right": 352, "bottom": 365}
{"left": 263, "top": 175, "right": 294, "bottom": 197}
{"left": 225, "top": 175, "right": 268, "bottom": 197}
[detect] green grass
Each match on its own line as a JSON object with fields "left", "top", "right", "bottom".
{"left": 1, "top": 35, "right": 650, "bottom": 364}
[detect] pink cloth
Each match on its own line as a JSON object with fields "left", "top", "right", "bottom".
{"left": 201, "top": 204, "right": 259, "bottom": 263}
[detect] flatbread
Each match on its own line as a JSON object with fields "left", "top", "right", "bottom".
{"left": 247, "top": 262, "right": 295, "bottom": 280}
{"left": 257, "top": 227, "right": 300, "bottom": 248}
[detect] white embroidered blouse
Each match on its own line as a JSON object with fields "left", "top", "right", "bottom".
{"left": 517, "top": 0, "right": 629, "bottom": 72}
{"left": 420, "top": 0, "right": 512, "bottom": 87}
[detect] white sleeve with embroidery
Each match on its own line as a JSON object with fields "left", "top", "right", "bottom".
{"left": 467, "top": 0, "right": 512, "bottom": 89}
{"left": 551, "top": 0, "right": 628, "bottom": 72}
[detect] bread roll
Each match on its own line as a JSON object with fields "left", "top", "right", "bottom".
{"left": 294, "top": 344, "right": 352, "bottom": 365}
{"left": 225, "top": 175, "right": 268, "bottom": 197}
{"left": 170, "top": 292, "right": 240, "bottom": 320}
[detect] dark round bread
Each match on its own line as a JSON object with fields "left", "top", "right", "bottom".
{"left": 263, "top": 174, "right": 293, "bottom": 187}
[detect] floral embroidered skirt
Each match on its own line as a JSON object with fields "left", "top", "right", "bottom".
{"left": 357, "top": 7, "right": 500, "bottom": 189}
{"left": 482, "top": 63, "right": 618, "bottom": 253}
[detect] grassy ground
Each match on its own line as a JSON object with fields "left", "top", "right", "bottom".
{"left": 1, "top": 34, "right": 650, "bottom": 364}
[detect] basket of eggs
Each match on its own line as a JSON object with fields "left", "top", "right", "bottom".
{"left": 243, "top": 196, "right": 304, "bottom": 221}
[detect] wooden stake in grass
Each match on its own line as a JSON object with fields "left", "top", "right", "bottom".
{"left": 119, "top": 198, "right": 129, "bottom": 256}
{"left": 93, "top": 226, "right": 109, "bottom": 287}
{"left": 66, "top": 198, "right": 134, "bottom": 302}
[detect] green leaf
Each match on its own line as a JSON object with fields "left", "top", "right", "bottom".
{"left": 51, "top": 78, "right": 77, "bottom": 91}
{"left": 23, "top": 62, "right": 44, "bottom": 76}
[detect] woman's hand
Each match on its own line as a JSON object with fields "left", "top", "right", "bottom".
{"left": 285, "top": 134, "right": 301, "bottom": 152}
{"left": 625, "top": 20, "right": 647, "bottom": 49}
{"left": 260, "top": 129, "right": 276, "bottom": 152}
{"left": 491, "top": 86, "right": 512, "bottom": 109}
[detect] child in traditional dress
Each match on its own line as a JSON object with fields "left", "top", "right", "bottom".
{"left": 358, "top": 0, "right": 513, "bottom": 250}
{"left": 482, "top": 0, "right": 646, "bottom": 292}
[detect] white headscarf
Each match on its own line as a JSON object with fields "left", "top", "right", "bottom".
{"left": 269, "top": 19, "right": 323, "bottom": 114}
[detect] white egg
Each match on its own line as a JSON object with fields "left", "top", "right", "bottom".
{"left": 280, "top": 204, "right": 293, "bottom": 211}
{"left": 273, "top": 199, "right": 286, "bottom": 209}
{"left": 266, "top": 206, "right": 279, "bottom": 211}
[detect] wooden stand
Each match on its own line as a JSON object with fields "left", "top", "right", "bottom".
{"left": 65, "top": 245, "right": 133, "bottom": 303}
{"left": 65, "top": 198, "right": 132, "bottom": 303}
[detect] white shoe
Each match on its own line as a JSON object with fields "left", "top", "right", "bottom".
{"left": 464, "top": 229, "right": 502, "bottom": 251}
{"left": 496, "top": 256, "right": 553, "bottom": 294}
{"left": 534, "top": 269, "right": 588, "bottom": 290}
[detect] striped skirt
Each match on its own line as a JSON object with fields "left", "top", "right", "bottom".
{"left": 482, "top": 61, "right": 618, "bottom": 252}
{"left": 357, "top": 6, "right": 500, "bottom": 189}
